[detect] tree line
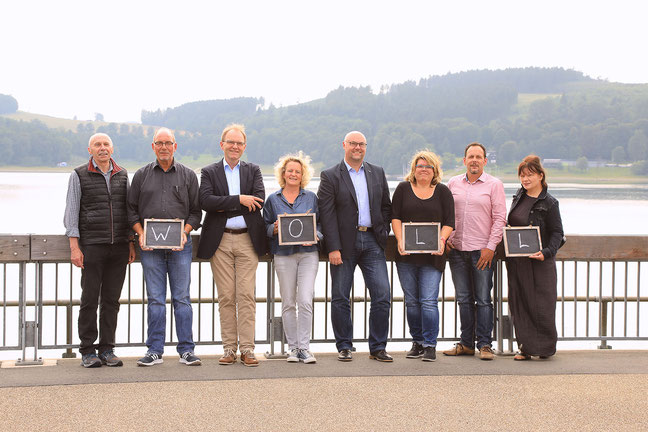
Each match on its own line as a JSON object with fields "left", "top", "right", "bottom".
{"left": 2, "top": 67, "right": 648, "bottom": 174}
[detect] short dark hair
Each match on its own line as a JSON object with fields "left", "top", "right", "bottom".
{"left": 464, "top": 142, "right": 487, "bottom": 158}
{"left": 517, "top": 154, "right": 548, "bottom": 189}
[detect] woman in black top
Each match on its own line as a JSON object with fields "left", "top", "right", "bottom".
{"left": 392, "top": 150, "right": 455, "bottom": 362}
{"left": 507, "top": 155, "right": 564, "bottom": 360}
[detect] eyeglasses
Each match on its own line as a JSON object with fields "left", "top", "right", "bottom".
{"left": 223, "top": 140, "right": 245, "bottom": 147}
{"left": 154, "top": 141, "right": 174, "bottom": 147}
{"left": 346, "top": 141, "right": 367, "bottom": 148}
{"left": 416, "top": 164, "right": 434, "bottom": 170}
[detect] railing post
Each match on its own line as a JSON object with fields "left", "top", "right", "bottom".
{"left": 598, "top": 299, "right": 611, "bottom": 349}
{"left": 495, "top": 259, "right": 514, "bottom": 354}
{"left": 62, "top": 299, "right": 76, "bottom": 358}
{"left": 265, "top": 259, "right": 287, "bottom": 359}
{"left": 16, "top": 260, "right": 43, "bottom": 366}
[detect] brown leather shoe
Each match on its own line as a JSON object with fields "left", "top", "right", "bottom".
{"left": 240, "top": 351, "right": 259, "bottom": 367}
{"left": 219, "top": 349, "right": 237, "bottom": 365}
{"left": 442, "top": 343, "right": 475, "bottom": 356}
{"left": 478, "top": 345, "right": 495, "bottom": 360}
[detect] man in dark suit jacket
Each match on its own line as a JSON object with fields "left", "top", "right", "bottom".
{"left": 197, "top": 123, "right": 266, "bottom": 367}
{"left": 317, "top": 131, "right": 393, "bottom": 362}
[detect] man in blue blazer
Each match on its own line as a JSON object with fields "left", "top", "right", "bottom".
{"left": 197, "top": 124, "right": 267, "bottom": 367}
{"left": 317, "top": 131, "right": 393, "bottom": 362}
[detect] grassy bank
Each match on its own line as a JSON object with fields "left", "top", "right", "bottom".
{"left": 2, "top": 163, "right": 647, "bottom": 184}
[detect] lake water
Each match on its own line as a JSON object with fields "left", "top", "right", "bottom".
{"left": 1, "top": 172, "right": 647, "bottom": 359}
{"left": 1, "top": 172, "right": 647, "bottom": 235}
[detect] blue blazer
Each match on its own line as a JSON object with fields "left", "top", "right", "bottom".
{"left": 197, "top": 159, "right": 267, "bottom": 259}
{"left": 317, "top": 160, "right": 391, "bottom": 259}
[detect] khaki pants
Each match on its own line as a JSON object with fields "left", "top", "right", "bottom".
{"left": 210, "top": 232, "right": 259, "bottom": 352}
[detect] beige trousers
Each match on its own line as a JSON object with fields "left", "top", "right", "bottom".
{"left": 210, "top": 232, "right": 259, "bottom": 352}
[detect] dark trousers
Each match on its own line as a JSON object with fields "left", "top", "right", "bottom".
{"left": 330, "top": 231, "right": 391, "bottom": 353}
{"left": 78, "top": 243, "right": 129, "bottom": 355}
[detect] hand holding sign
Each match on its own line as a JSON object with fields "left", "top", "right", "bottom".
{"left": 143, "top": 219, "right": 185, "bottom": 250}
{"left": 278, "top": 213, "right": 317, "bottom": 246}
{"left": 503, "top": 226, "right": 542, "bottom": 257}
{"left": 402, "top": 222, "right": 440, "bottom": 254}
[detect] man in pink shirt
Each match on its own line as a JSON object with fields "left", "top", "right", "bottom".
{"left": 444, "top": 142, "right": 506, "bottom": 360}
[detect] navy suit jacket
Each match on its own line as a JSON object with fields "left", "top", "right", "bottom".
{"left": 317, "top": 160, "right": 392, "bottom": 259}
{"left": 197, "top": 159, "right": 267, "bottom": 259}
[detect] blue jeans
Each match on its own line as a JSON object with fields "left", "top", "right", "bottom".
{"left": 330, "top": 231, "right": 391, "bottom": 353}
{"left": 396, "top": 262, "right": 441, "bottom": 348}
{"left": 140, "top": 237, "right": 195, "bottom": 355}
{"left": 448, "top": 249, "right": 494, "bottom": 349}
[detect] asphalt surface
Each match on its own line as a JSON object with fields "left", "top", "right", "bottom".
{"left": 1, "top": 350, "right": 647, "bottom": 431}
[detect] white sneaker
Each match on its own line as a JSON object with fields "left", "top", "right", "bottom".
{"left": 299, "top": 349, "right": 317, "bottom": 364}
{"left": 287, "top": 348, "right": 300, "bottom": 363}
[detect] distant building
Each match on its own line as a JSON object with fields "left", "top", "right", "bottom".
{"left": 57, "top": 162, "right": 68, "bottom": 167}
{"left": 542, "top": 159, "right": 562, "bottom": 168}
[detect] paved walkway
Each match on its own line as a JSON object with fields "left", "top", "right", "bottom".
{"left": 1, "top": 350, "right": 647, "bottom": 430}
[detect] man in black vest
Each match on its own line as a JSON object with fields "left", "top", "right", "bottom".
{"left": 64, "top": 133, "right": 135, "bottom": 368}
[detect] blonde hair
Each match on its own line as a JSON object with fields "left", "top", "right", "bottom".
{"left": 404, "top": 150, "right": 443, "bottom": 186}
{"left": 274, "top": 151, "right": 314, "bottom": 189}
{"left": 221, "top": 123, "right": 247, "bottom": 143}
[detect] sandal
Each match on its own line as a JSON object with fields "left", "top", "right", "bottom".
{"left": 514, "top": 351, "right": 531, "bottom": 361}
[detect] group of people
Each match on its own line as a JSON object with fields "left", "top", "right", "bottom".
{"left": 64, "top": 125, "right": 564, "bottom": 368}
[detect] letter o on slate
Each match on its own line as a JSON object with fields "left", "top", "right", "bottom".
{"left": 288, "top": 219, "right": 304, "bottom": 238}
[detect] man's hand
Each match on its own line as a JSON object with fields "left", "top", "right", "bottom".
{"left": 139, "top": 234, "right": 152, "bottom": 251}
{"left": 477, "top": 248, "right": 495, "bottom": 270}
{"left": 446, "top": 239, "right": 455, "bottom": 251}
{"left": 128, "top": 242, "right": 136, "bottom": 264}
{"left": 273, "top": 220, "right": 279, "bottom": 235}
{"left": 172, "top": 231, "right": 188, "bottom": 252}
{"left": 70, "top": 246, "right": 84, "bottom": 268}
{"left": 240, "top": 195, "right": 263, "bottom": 212}
{"left": 329, "top": 250, "right": 343, "bottom": 265}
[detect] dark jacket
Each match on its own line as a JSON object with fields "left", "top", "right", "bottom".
{"left": 509, "top": 186, "right": 564, "bottom": 259}
{"left": 197, "top": 159, "right": 267, "bottom": 258}
{"left": 75, "top": 158, "right": 130, "bottom": 245}
{"left": 317, "top": 160, "right": 391, "bottom": 259}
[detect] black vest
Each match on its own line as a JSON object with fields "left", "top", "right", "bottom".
{"left": 75, "top": 159, "right": 130, "bottom": 245}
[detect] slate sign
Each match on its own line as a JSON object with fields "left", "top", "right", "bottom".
{"left": 278, "top": 213, "right": 317, "bottom": 246}
{"left": 143, "top": 219, "right": 184, "bottom": 249}
{"left": 402, "top": 222, "right": 440, "bottom": 254}
{"left": 503, "top": 226, "right": 542, "bottom": 257}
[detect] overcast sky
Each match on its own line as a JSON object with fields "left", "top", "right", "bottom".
{"left": 1, "top": 0, "right": 646, "bottom": 123}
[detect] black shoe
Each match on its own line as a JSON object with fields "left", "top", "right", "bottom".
{"left": 81, "top": 353, "right": 102, "bottom": 368}
{"left": 422, "top": 346, "right": 436, "bottom": 362}
{"left": 338, "top": 349, "right": 353, "bottom": 362}
{"left": 369, "top": 350, "right": 393, "bottom": 362}
{"left": 179, "top": 352, "right": 202, "bottom": 366}
{"left": 137, "top": 353, "right": 163, "bottom": 366}
{"left": 98, "top": 350, "right": 123, "bottom": 367}
{"left": 406, "top": 342, "right": 424, "bottom": 359}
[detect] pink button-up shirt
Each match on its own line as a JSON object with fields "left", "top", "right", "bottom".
{"left": 447, "top": 171, "right": 507, "bottom": 252}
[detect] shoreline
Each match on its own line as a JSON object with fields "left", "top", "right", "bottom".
{"left": 2, "top": 167, "right": 648, "bottom": 185}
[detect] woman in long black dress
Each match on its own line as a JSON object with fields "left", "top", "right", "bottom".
{"left": 506, "top": 155, "right": 564, "bottom": 360}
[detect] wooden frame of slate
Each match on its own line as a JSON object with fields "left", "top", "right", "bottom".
{"left": 402, "top": 222, "right": 440, "bottom": 254}
{"left": 143, "top": 218, "right": 184, "bottom": 249}
{"left": 503, "top": 226, "right": 542, "bottom": 257}
{"left": 278, "top": 213, "right": 317, "bottom": 246}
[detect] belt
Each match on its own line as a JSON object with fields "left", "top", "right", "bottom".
{"left": 357, "top": 226, "right": 373, "bottom": 232}
{"left": 224, "top": 228, "right": 248, "bottom": 235}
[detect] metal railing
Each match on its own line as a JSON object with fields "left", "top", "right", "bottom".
{"left": 1, "top": 234, "right": 647, "bottom": 364}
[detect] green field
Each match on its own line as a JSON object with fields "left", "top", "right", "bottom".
{"left": 1, "top": 111, "right": 158, "bottom": 132}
